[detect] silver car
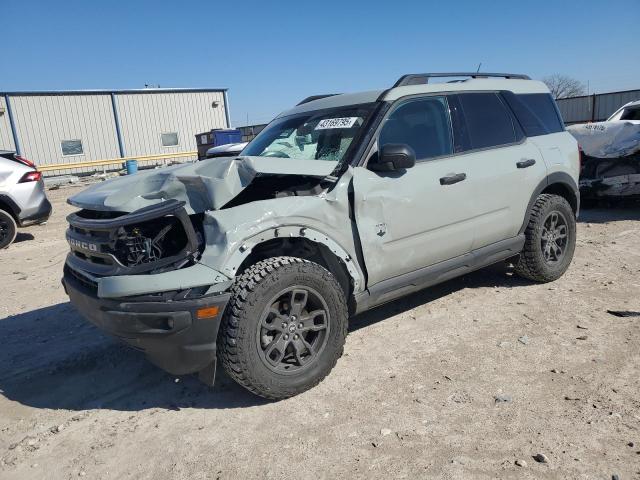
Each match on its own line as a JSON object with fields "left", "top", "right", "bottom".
{"left": 0, "top": 150, "right": 52, "bottom": 248}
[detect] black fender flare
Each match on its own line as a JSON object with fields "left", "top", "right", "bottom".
{"left": 518, "top": 172, "right": 580, "bottom": 235}
{"left": 0, "top": 194, "right": 20, "bottom": 222}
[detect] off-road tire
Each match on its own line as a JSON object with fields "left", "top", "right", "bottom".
{"left": 514, "top": 193, "right": 576, "bottom": 282}
{"left": 0, "top": 209, "right": 17, "bottom": 249}
{"left": 218, "top": 256, "right": 348, "bottom": 400}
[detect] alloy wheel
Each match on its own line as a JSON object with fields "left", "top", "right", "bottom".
{"left": 257, "top": 286, "right": 330, "bottom": 374}
{"left": 540, "top": 210, "right": 568, "bottom": 264}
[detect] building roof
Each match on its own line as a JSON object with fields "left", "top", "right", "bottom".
{"left": 0, "top": 87, "right": 227, "bottom": 96}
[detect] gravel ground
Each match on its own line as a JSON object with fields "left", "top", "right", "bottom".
{"left": 0, "top": 186, "right": 639, "bottom": 480}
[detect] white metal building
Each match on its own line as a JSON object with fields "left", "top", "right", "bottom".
{"left": 0, "top": 88, "right": 230, "bottom": 175}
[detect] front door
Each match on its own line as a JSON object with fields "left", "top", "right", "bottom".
{"left": 352, "top": 96, "right": 477, "bottom": 286}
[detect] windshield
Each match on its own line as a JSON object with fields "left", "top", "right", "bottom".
{"left": 242, "top": 104, "right": 376, "bottom": 164}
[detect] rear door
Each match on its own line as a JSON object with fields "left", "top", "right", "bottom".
{"left": 447, "top": 92, "right": 547, "bottom": 248}
{"left": 505, "top": 92, "right": 579, "bottom": 184}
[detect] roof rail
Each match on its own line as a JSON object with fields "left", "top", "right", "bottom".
{"left": 296, "top": 94, "right": 340, "bottom": 105}
{"left": 392, "top": 72, "right": 531, "bottom": 88}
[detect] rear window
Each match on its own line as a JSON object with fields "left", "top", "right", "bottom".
{"left": 620, "top": 107, "right": 640, "bottom": 121}
{"left": 453, "top": 93, "right": 518, "bottom": 150}
{"left": 504, "top": 93, "right": 564, "bottom": 136}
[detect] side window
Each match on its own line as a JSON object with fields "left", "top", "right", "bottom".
{"left": 379, "top": 96, "right": 453, "bottom": 161}
{"left": 454, "top": 93, "right": 518, "bottom": 150}
{"left": 506, "top": 93, "right": 564, "bottom": 136}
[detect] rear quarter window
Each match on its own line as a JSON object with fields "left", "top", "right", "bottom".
{"left": 504, "top": 93, "right": 565, "bottom": 136}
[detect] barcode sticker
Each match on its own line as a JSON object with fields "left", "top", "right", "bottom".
{"left": 315, "top": 117, "right": 359, "bottom": 130}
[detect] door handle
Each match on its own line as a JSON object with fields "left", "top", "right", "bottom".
{"left": 439, "top": 173, "right": 467, "bottom": 185}
{"left": 516, "top": 158, "right": 536, "bottom": 169}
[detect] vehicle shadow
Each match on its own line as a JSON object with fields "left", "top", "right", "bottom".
{"left": 578, "top": 200, "right": 640, "bottom": 224}
{"left": 0, "top": 303, "right": 268, "bottom": 412}
{"left": 0, "top": 264, "right": 528, "bottom": 413}
{"left": 349, "top": 262, "right": 530, "bottom": 333}
{"left": 13, "top": 232, "right": 35, "bottom": 243}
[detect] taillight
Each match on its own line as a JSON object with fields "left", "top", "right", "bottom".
{"left": 578, "top": 144, "right": 583, "bottom": 171}
{"left": 18, "top": 171, "right": 42, "bottom": 183}
{"left": 14, "top": 155, "right": 36, "bottom": 168}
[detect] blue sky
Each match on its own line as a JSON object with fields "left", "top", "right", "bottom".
{"left": 2, "top": 0, "right": 638, "bottom": 126}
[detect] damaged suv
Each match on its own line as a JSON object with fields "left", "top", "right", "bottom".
{"left": 63, "top": 73, "right": 580, "bottom": 399}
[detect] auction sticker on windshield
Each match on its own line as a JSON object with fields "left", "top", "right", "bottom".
{"left": 315, "top": 117, "right": 359, "bottom": 130}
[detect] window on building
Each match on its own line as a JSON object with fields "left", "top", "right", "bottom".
{"left": 378, "top": 96, "right": 453, "bottom": 161}
{"left": 161, "top": 132, "right": 179, "bottom": 147}
{"left": 61, "top": 139, "right": 84, "bottom": 156}
{"left": 454, "top": 93, "right": 518, "bottom": 150}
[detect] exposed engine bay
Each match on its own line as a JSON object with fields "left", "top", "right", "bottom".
{"left": 113, "top": 216, "right": 190, "bottom": 267}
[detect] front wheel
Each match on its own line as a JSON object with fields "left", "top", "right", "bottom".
{"left": 218, "top": 256, "right": 348, "bottom": 400}
{"left": 514, "top": 194, "right": 576, "bottom": 282}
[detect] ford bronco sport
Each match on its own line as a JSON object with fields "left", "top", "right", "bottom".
{"left": 62, "top": 72, "right": 579, "bottom": 399}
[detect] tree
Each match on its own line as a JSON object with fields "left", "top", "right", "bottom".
{"left": 542, "top": 74, "right": 587, "bottom": 99}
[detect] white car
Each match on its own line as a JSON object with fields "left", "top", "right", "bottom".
{"left": 608, "top": 100, "right": 640, "bottom": 122}
{"left": 203, "top": 142, "right": 248, "bottom": 159}
{"left": 0, "top": 151, "right": 52, "bottom": 248}
{"left": 568, "top": 100, "right": 640, "bottom": 198}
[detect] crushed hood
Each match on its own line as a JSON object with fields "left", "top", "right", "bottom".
{"left": 68, "top": 156, "right": 338, "bottom": 213}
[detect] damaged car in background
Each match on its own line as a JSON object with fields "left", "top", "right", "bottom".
{"left": 62, "top": 72, "right": 580, "bottom": 400}
{"left": 568, "top": 100, "right": 640, "bottom": 199}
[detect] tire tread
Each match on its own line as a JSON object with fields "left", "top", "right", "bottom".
{"left": 217, "top": 256, "right": 347, "bottom": 400}
{"left": 514, "top": 193, "right": 575, "bottom": 283}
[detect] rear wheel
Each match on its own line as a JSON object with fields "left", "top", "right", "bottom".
{"left": 514, "top": 194, "right": 576, "bottom": 282}
{"left": 0, "top": 209, "right": 17, "bottom": 249}
{"left": 218, "top": 256, "right": 348, "bottom": 400}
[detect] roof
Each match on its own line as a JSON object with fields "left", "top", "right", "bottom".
{"left": 0, "top": 87, "right": 227, "bottom": 96}
{"left": 278, "top": 76, "right": 549, "bottom": 118}
{"left": 383, "top": 78, "right": 549, "bottom": 101}
{"left": 278, "top": 90, "right": 384, "bottom": 117}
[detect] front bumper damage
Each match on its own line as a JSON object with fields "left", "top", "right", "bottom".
{"left": 580, "top": 153, "right": 640, "bottom": 199}
{"left": 63, "top": 269, "right": 231, "bottom": 377}
{"left": 63, "top": 199, "right": 234, "bottom": 381}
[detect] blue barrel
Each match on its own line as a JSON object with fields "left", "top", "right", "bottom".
{"left": 125, "top": 159, "right": 138, "bottom": 175}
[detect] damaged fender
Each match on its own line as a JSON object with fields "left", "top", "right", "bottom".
{"left": 199, "top": 168, "right": 366, "bottom": 293}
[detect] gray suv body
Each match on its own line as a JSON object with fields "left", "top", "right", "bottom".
{"left": 0, "top": 150, "right": 52, "bottom": 248}
{"left": 62, "top": 73, "right": 579, "bottom": 399}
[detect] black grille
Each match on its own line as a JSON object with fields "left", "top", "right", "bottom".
{"left": 65, "top": 200, "right": 200, "bottom": 276}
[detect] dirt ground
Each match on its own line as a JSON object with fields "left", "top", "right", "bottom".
{"left": 0, "top": 185, "right": 639, "bottom": 480}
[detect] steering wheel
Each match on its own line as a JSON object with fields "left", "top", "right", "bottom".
{"left": 261, "top": 150, "right": 290, "bottom": 158}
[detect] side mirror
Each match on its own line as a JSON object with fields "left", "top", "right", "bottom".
{"left": 369, "top": 144, "right": 416, "bottom": 172}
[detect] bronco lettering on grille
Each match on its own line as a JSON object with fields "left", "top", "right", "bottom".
{"left": 68, "top": 237, "right": 99, "bottom": 252}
